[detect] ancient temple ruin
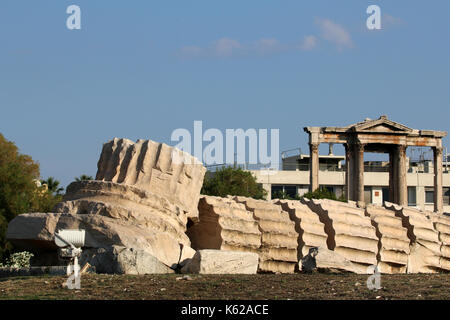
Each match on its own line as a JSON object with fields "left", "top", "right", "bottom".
{"left": 304, "top": 116, "right": 447, "bottom": 212}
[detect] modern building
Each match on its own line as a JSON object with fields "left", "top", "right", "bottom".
{"left": 250, "top": 116, "right": 450, "bottom": 213}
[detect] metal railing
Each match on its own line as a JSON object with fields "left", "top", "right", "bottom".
{"left": 205, "top": 163, "right": 394, "bottom": 173}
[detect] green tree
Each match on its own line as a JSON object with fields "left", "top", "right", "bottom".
{"left": 0, "top": 133, "right": 40, "bottom": 261}
{"left": 41, "top": 177, "right": 64, "bottom": 195}
{"left": 75, "top": 174, "right": 93, "bottom": 182}
{"left": 201, "top": 166, "right": 267, "bottom": 200}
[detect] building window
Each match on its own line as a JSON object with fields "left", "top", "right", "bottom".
{"left": 408, "top": 187, "right": 417, "bottom": 206}
{"left": 425, "top": 187, "right": 434, "bottom": 204}
{"left": 271, "top": 185, "right": 298, "bottom": 199}
{"left": 444, "top": 187, "right": 450, "bottom": 205}
{"left": 271, "top": 185, "right": 283, "bottom": 199}
{"left": 382, "top": 188, "right": 389, "bottom": 203}
{"left": 284, "top": 185, "right": 297, "bottom": 198}
{"left": 320, "top": 186, "right": 343, "bottom": 199}
{"left": 364, "top": 186, "right": 372, "bottom": 204}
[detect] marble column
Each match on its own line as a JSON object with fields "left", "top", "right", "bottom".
{"left": 309, "top": 143, "right": 319, "bottom": 192}
{"left": 355, "top": 143, "right": 365, "bottom": 205}
{"left": 388, "top": 150, "right": 395, "bottom": 203}
{"left": 397, "top": 145, "right": 407, "bottom": 207}
{"left": 434, "top": 146, "right": 443, "bottom": 212}
{"left": 345, "top": 144, "right": 354, "bottom": 201}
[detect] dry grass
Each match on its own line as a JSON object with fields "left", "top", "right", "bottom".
{"left": 0, "top": 273, "right": 449, "bottom": 300}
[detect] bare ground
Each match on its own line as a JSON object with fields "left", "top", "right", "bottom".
{"left": 0, "top": 273, "right": 449, "bottom": 300}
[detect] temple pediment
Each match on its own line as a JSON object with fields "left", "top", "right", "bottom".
{"left": 350, "top": 116, "right": 412, "bottom": 134}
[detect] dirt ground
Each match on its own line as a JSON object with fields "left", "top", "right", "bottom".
{"left": 0, "top": 273, "right": 449, "bottom": 300}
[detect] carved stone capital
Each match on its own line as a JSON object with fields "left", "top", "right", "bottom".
{"left": 398, "top": 145, "right": 407, "bottom": 156}
{"left": 356, "top": 143, "right": 365, "bottom": 153}
{"left": 344, "top": 143, "right": 354, "bottom": 156}
{"left": 309, "top": 143, "right": 319, "bottom": 153}
{"left": 434, "top": 146, "right": 443, "bottom": 156}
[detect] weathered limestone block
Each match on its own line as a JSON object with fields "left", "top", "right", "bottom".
{"left": 405, "top": 208, "right": 450, "bottom": 272}
{"left": 426, "top": 211, "right": 450, "bottom": 266}
{"left": 6, "top": 213, "right": 186, "bottom": 271}
{"left": 384, "top": 202, "right": 445, "bottom": 273}
{"left": 81, "top": 246, "right": 175, "bottom": 275}
{"left": 181, "top": 250, "right": 259, "bottom": 274}
{"left": 95, "top": 138, "right": 206, "bottom": 219}
{"left": 233, "top": 196, "right": 298, "bottom": 273}
{"left": 55, "top": 180, "right": 191, "bottom": 246}
{"left": 301, "top": 247, "right": 360, "bottom": 274}
{"left": 273, "top": 200, "right": 327, "bottom": 261}
{"left": 365, "top": 205, "right": 410, "bottom": 274}
{"left": 187, "top": 196, "right": 261, "bottom": 253}
{"left": 303, "top": 198, "right": 378, "bottom": 274}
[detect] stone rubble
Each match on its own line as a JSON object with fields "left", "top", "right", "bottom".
{"left": 7, "top": 138, "right": 204, "bottom": 274}
{"left": 6, "top": 137, "right": 450, "bottom": 275}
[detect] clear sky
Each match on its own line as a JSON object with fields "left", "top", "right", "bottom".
{"left": 1, "top": 1, "right": 449, "bottom": 187}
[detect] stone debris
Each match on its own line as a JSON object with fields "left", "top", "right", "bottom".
{"left": 234, "top": 196, "right": 298, "bottom": 273}
{"left": 187, "top": 196, "right": 261, "bottom": 253}
{"left": 273, "top": 199, "right": 328, "bottom": 261}
{"left": 303, "top": 198, "right": 378, "bottom": 274}
{"left": 181, "top": 249, "right": 259, "bottom": 274}
{"left": 301, "top": 247, "right": 360, "bottom": 274}
{"left": 384, "top": 202, "right": 446, "bottom": 273}
{"left": 6, "top": 212, "right": 184, "bottom": 270}
{"left": 6, "top": 138, "right": 205, "bottom": 274}
{"left": 5, "top": 137, "right": 450, "bottom": 275}
{"left": 365, "top": 205, "right": 410, "bottom": 274}
{"left": 81, "top": 245, "right": 175, "bottom": 275}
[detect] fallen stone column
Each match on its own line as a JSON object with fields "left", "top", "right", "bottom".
{"left": 234, "top": 196, "right": 298, "bottom": 273}
{"left": 56, "top": 180, "right": 192, "bottom": 247}
{"left": 426, "top": 212, "right": 450, "bottom": 270}
{"left": 95, "top": 138, "right": 206, "bottom": 219}
{"left": 6, "top": 213, "right": 189, "bottom": 272}
{"left": 302, "top": 199, "right": 378, "bottom": 274}
{"left": 365, "top": 205, "right": 410, "bottom": 274}
{"left": 187, "top": 196, "right": 261, "bottom": 253}
{"left": 384, "top": 202, "right": 444, "bottom": 273}
{"left": 6, "top": 138, "right": 206, "bottom": 274}
{"left": 273, "top": 200, "right": 327, "bottom": 262}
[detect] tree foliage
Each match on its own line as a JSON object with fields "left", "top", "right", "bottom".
{"left": 41, "top": 177, "right": 64, "bottom": 195}
{"left": 0, "top": 133, "right": 62, "bottom": 262}
{"left": 75, "top": 174, "right": 93, "bottom": 182}
{"left": 201, "top": 166, "right": 267, "bottom": 200}
{"left": 0, "top": 133, "right": 40, "bottom": 261}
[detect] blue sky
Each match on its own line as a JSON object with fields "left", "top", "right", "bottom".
{"left": 1, "top": 1, "right": 449, "bottom": 187}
